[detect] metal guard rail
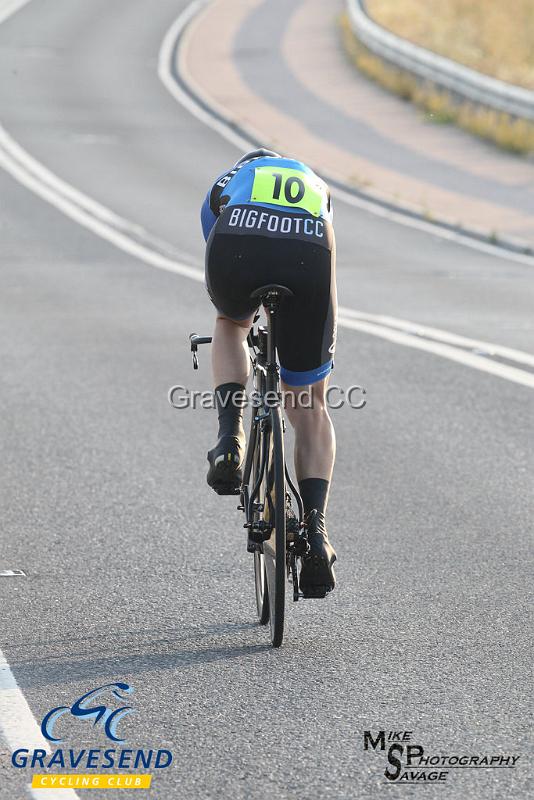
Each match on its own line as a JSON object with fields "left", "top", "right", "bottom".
{"left": 347, "top": 0, "right": 534, "bottom": 121}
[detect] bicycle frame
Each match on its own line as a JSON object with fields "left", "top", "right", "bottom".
{"left": 189, "top": 283, "right": 307, "bottom": 646}
{"left": 240, "top": 299, "right": 303, "bottom": 551}
{"left": 190, "top": 302, "right": 304, "bottom": 535}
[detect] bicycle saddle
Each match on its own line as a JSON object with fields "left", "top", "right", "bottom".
{"left": 250, "top": 284, "right": 293, "bottom": 302}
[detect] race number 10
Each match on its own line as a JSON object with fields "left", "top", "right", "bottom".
{"left": 251, "top": 167, "right": 326, "bottom": 217}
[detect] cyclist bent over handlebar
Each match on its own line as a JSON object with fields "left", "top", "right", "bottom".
{"left": 200, "top": 149, "right": 337, "bottom": 596}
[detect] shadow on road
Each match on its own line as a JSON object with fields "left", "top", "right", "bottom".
{"left": 7, "top": 621, "right": 272, "bottom": 689}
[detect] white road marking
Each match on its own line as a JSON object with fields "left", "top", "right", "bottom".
{"left": 158, "top": 0, "right": 250, "bottom": 152}
{"left": 0, "top": 124, "right": 204, "bottom": 284}
{"left": 29, "top": 789, "right": 79, "bottom": 800}
{"left": 160, "top": 0, "right": 534, "bottom": 268}
{"left": 338, "top": 308, "right": 534, "bottom": 368}
{"left": 0, "top": 3, "right": 81, "bottom": 798}
{"left": 1, "top": 96, "right": 533, "bottom": 390}
{"left": 331, "top": 184, "right": 534, "bottom": 267}
{"left": 1, "top": 648, "right": 77, "bottom": 799}
{"left": 2, "top": 115, "right": 533, "bottom": 389}
{"left": 338, "top": 315, "right": 534, "bottom": 389}
{"left": 0, "top": 649, "right": 50, "bottom": 753}
{"left": 0, "top": 123, "right": 196, "bottom": 262}
{"left": 0, "top": 0, "right": 31, "bottom": 25}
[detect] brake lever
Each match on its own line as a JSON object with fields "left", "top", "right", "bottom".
{"left": 189, "top": 333, "right": 212, "bottom": 370}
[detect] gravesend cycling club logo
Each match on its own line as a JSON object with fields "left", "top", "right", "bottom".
{"left": 12, "top": 682, "right": 173, "bottom": 791}
{"left": 41, "top": 682, "right": 134, "bottom": 743}
{"left": 363, "top": 729, "right": 520, "bottom": 785}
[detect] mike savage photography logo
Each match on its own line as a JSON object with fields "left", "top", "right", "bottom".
{"left": 12, "top": 682, "right": 173, "bottom": 791}
{"left": 364, "top": 729, "right": 520, "bottom": 785}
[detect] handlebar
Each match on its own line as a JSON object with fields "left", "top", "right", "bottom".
{"left": 189, "top": 333, "right": 213, "bottom": 370}
{"left": 189, "top": 334, "right": 213, "bottom": 347}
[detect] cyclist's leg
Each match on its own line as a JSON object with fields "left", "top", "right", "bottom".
{"left": 277, "top": 234, "right": 337, "bottom": 497}
{"left": 276, "top": 235, "right": 338, "bottom": 593}
{"left": 211, "top": 313, "right": 254, "bottom": 388}
{"left": 282, "top": 376, "right": 335, "bottom": 484}
{"left": 283, "top": 377, "right": 337, "bottom": 595}
{"left": 204, "top": 226, "right": 259, "bottom": 493}
{"left": 206, "top": 314, "right": 255, "bottom": 494}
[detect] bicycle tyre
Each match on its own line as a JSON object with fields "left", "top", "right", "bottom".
{"left": 263, "top": 405, "right": 286, "bottom": 648}
{"left": 253, "top": 551, "right": 269, "bottom": 625}
{"left": 252, "top": 422, "right": 269, "bottom": 625}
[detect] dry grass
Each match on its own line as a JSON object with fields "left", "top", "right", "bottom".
{"left": 366, "top": 0, "right": 534, "bottom": 90}
{"left": 340, "top": 14, "right": 534, "bottom": 154}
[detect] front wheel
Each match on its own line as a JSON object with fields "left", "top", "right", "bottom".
{"left": 253, "top": 551, "right": 269, "bottom": 625}
{"left": 263, "top": 405, "right": 286, "bottom": 648}
{"left": 251, "top": 415, "right": 269, "bottom": 625}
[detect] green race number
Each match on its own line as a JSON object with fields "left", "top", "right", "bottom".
{"left": 251, "top": 167, "right": 326, "bottom": 217}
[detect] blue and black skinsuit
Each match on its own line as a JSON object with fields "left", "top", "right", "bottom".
{"left": 201, "top": 150, "right": 337, "bottom": 387}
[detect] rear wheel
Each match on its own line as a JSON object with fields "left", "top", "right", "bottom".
{"left": 263, "top": 405, "right": 286, "bottom": 648}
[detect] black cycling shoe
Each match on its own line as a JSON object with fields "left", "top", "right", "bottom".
{"left": 299, "top": 510, "right": 337, "bottom": 598}
{"left": 206, "top": 435, "right": 244, "bottom": 495}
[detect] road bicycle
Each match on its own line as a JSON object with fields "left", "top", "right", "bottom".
{"left": 190, "top": 284, "right": 312, "bottom": 648}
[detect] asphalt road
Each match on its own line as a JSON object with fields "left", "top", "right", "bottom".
{"left": 0, "top": 1, "right": 533, "bottom": 799}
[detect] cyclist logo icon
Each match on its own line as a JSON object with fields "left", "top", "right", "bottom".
{"left": 41, "top": 682, "right": 135, "bottom": 743}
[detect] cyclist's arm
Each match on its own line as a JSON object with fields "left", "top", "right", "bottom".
{"left": 201, "top": 191, "right": 217, "bottom": 241}
{"left": 328, "top": 194, "right": 333, "bottom": 222}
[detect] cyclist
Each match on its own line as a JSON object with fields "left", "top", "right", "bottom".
{"left": 200, "top": 148, "right": 337, "bottom": 596}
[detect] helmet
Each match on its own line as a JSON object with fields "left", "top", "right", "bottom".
{"left": 234, "top": 148, "right": 281, "bottom": 167}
